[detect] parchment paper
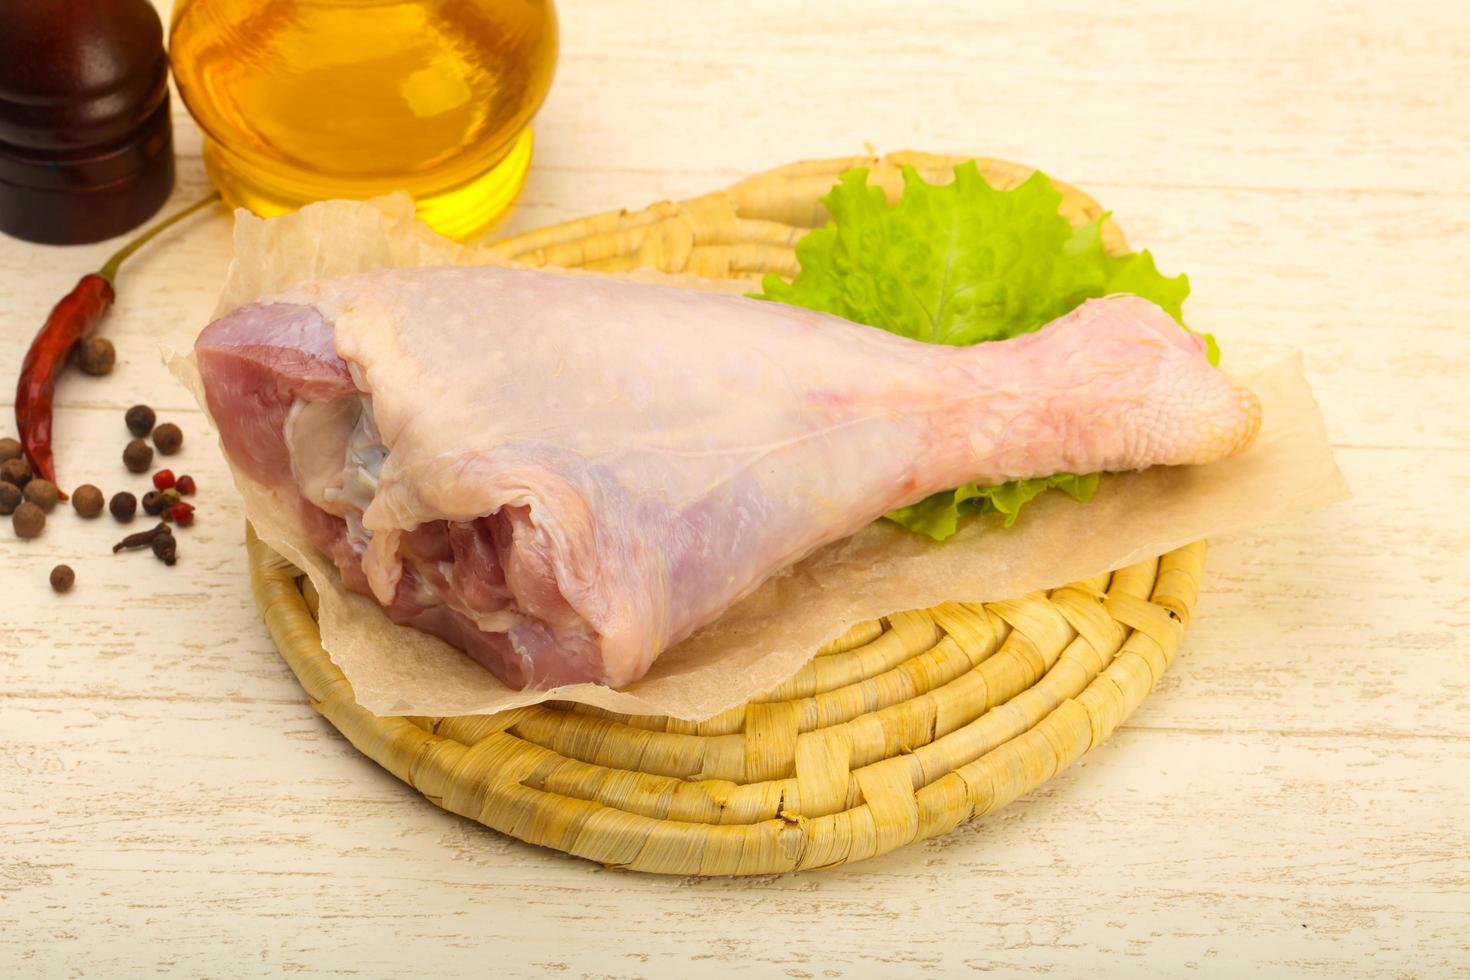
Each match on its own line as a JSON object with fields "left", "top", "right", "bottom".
{"left": 172, "top": 194, "right": 1349, "bottom": 720}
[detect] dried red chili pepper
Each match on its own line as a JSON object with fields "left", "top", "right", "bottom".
{"left": 13, "top": 192, "right": 219, "bottom": 495}
{"left": 15, "top": 274, "right": 113, "bottom": 493}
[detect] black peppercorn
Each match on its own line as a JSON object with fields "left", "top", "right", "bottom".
{"left": 152, "top": 422, "right": 183, "bottom": 455}
{"left": 0, "top": 481, "right": 20, "bottom": 515}
{"left": 109, "top": 491, "right": 137, "bottom": 522}
{"left": 12, "top": 500, "right": 45, "bottom": 538}
{"left": 76, "top": 336, "right": 116, "bottom": 375}
{"left": 141, "top": 489, "right": 165, "bottom": 515}
{"left": 72, "top": 484, "right": 104, "bottom": 518}
{"left": 125, "top": 404, "right": 156, "bottom": 437}
{"left": 0, "top": 457, "right": 31, "bottom": 486}
{"left": 123, "top": 438, "right": 153, "bottom": 473}
{"left": 50, "top": 564, "right": 75, "bottom": 593}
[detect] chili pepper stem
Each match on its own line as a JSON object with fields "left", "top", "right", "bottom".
{"left": 97, "top": 190, "right": 221, "bottom": 285}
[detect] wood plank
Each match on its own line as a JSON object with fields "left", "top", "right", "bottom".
{"left": 1, "top": 709, "right": 1464, "bottom": 977}
{"left": 2, "top": 0, "right": 1467, "bottom": 974}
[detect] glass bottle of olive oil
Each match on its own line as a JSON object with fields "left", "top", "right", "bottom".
{"left": 169, "top": 0, "right": 557, "bottom": 240}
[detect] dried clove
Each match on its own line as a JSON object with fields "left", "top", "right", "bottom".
{"left": 113, "top": 522, "right": 170, "bottom": 553}
{"left": 151, "top": 532, "right": 177, "bottom": 565}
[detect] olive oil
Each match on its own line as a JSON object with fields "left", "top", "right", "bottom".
{"left": 169, "top": 0, "right": 557, "bottom": 239}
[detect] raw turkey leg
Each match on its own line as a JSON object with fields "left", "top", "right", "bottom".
{"left": 196, "top": 266, "right": 1260, "bottom": 690}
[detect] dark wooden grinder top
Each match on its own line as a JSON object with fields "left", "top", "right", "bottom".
{"left": 0, "top": 0, "right": 175, "bottom": 244}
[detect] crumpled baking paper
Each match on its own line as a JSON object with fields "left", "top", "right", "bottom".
{"left": 171, "top": 194, "right": 1349, "bottom": 721}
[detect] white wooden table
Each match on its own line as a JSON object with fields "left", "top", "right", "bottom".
{"left": 3, "top": 1, "right": 1467, "bottom": 976}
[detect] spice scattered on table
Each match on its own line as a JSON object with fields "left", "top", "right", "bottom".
{"left": 12, "top": 193, "right": 218, "bottom": 491}
{"left": 49, "top": 564, "right": 75, "bottom": 593}
{"left": 123, "top": 437, "right": 153, "bottom": 473}
{"left": 176, "top": 474, "right": 196, "bottom": 496}
{"left": 113, "top": 522, "right": 169, "bottom": 553}
{"left": 142, "top": 490, "right": 165, "bottom": 516}
{"left": 151, "top": 530, "right": 177, "bottom": 565}
{"left": 12, "top": 500, "right": 45, "bottom": 538}
{"left": 71, "top": 484, "right": 103, "bottom": 517}
{"left": 75, "top": 336, "right": 116, "bottom": 376}
{"left": 0, "top": 481, "right": 20, "bottom": 515}
{"left": 23, "top": 478, "right": 59, "bottom": 512}
{"left": 110, "top": 520, "right": 179, "bottom": 565}
{"left": 0, "top": 437, "right": 21, "bottom": 462}
{"left": 168, "top": 501, "right": 195, "bottom": 527}
{"left": 152, "top": 422, "right": 183, "bottom": 455}
{"left": 152, "top": 468, "right": 175, "bottom": 490}
{"left": 109, "top": 491, "right": 137, "bottom": 522}
{"left": 1, "top": 456, "right": 31, "bottom": 486}
{"left": 124, "top": 404, "right": 155, "bottom": 437}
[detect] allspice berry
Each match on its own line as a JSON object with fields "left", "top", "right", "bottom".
{"left": 1, "top": 456, "right": 31, "bottom": 487}
{"left": 12, "top": 500, "right": 45, "bottom": 538}
{"left": 0, "top": 437, "right": 21, "bottom": 462}
{"left": 72, "top": 484, "right": 104, "bottom": 518}
{"left": 50, "top": 564, "right": 75, "bottom": 593}
{"left": 152, "top": 422, "right": 183, "bottom": 455}
{"left": 109, "top": 491, "right": 137, "bottom": 522}
{"left": 125, "top": 404, "right": 156, "bottom": 437}
{"left": 123, "top": 438, "right": 154, "bottom": 473}
{"left": 142, "top": 490, "right": 165, "bottom": 516}
{"left": 76, "top": 336, "right": 116, "bottom": 375}
{"left": 23, "top": 478, "right": 59, "bottom": 512}
{"left": 0, "top": 481, "right": 21, "bottom": 515}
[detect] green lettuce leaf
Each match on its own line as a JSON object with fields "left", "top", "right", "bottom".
{"left": 885, "top": 473, "right": 1102, "bottom": 541}
{"left": 756, "top": 161, "right": 1202, "bottom": 540}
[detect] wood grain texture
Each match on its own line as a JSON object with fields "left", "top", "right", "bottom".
{"left": 1, "top": 0, "right": 1467, "bottom": 976}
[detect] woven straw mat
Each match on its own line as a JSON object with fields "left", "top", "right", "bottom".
{"left": 247, "top": 151, "right": 1205, "bottom": 875}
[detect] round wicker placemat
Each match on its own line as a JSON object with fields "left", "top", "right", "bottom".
{"left": 247, "top": 152, "right": 1203, "bottom": 875}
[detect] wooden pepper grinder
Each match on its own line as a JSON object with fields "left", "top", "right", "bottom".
{"left": 0, "top": 0, "right": 175, "bottom": 245}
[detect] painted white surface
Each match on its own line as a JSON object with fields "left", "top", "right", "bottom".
{"left": 1, "top": 1, "right": 1466, "bottom": 976}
